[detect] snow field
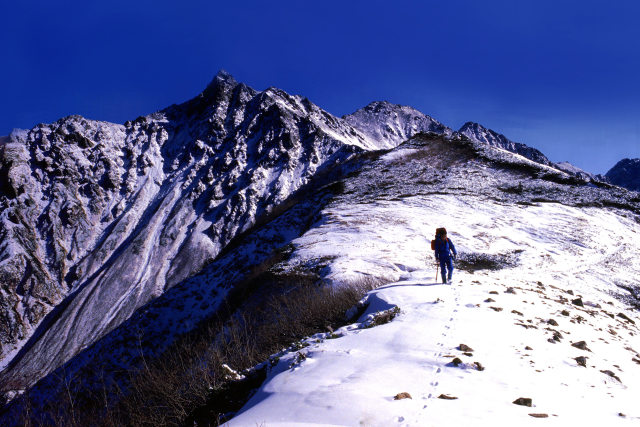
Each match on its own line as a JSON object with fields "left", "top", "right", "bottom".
{"left": 227, "top": 195, "right": 640, "bottom": 426}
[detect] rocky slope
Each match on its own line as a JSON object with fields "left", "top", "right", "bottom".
{"left": 1, "top": 72, "right": 638, "bottom": 423}
{"left": 606, "top": 158, "right": 640, "bottom": 192}
{"left": 0, "top": 71, "right": 383, "bottom": 389}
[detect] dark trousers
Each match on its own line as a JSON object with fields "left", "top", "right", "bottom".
{"left": 439, "top": 257, "right": 454, "bottom": 283}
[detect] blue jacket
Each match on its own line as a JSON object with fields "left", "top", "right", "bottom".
{"left": 434, "top": 236, "right": 456, "bottom": 261}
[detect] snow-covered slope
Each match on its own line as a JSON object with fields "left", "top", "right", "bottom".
{"left": 343, "top": 101, "right": 452, "bottom": 149}
{"left": 2, "top": 73, "right": 639, "bottom": 426}
{"left": 606, "top": 158, "right": 640, "bottom": 192}
{"left": 228, "top": 134, "right": 640, "bottom": 426}
{"left": 0, "top": 71, "right": 383, "bottom": 391}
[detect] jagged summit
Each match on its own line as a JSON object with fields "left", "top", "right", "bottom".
{"left": 458, "top": 121, "right": 551, "bottom": 165}
{"left": 3, "top": 71, "right": 639, "bottom": 425}
{"left": 606, "top": 158, "right": 640, "bottom": 191}
{"left": 343, "top": 101, "right": 452, "bottom": 149}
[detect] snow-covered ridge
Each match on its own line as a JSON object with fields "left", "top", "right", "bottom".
{"left": 459, "top": 121, "right": 551, "bottom": 166}
{"left": 227, "top": 133, "right": 640, "bottom": 425}
{"left": 1, "top": 71, "right": 638, "bottom": 423}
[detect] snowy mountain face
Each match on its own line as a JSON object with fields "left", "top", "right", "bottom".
{"left": 606, "top": 158, "right": 640, "bottom": 192}
{"left": 0, "top": 71, "right": 382, "bottom": 391}
{"left": 459, "top": 121, "right": 551, "bottom": 166}
{"left": 1, "top": 72, "right": 640, "bottom": 425}
{"left": 343, "top": 101, "right": 452, "bottom": 149}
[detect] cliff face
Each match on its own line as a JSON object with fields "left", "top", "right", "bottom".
{"left": 0, "top": 71, "right": 381, "bottom": 387}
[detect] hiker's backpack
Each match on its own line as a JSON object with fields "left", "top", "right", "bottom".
{"left": 430, "top": 227, "right": 447, "bottom": 250}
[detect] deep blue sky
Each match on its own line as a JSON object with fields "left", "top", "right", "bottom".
{"left": 2, "top": 1, "right": 639, "bottom": 174}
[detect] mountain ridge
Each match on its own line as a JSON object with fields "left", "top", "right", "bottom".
{"left": 1, "top": 71, "right": 638, "bottom": 424}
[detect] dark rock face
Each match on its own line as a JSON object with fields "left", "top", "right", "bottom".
{"left": 605, "top": 158, "right": 640, "bottom": 192}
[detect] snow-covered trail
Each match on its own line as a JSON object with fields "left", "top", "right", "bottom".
{"left": 225, "top": 189, "right": 640, "bottom": 426}
{"left": 228, "top": 266, "right": 640, "bottom": 426}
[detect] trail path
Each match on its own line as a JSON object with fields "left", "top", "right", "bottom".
{"left": 228, "top": 268, "right": 640, "bottom": 426}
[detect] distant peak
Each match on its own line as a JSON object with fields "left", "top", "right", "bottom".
{"left": 214, "top": 69, "right": 236, "bottom": 83}
{"left": 459, "top": 122, "right": 483, "bottom": 131}
{"left": 201, "top": 69, "right": 239, "bottom": 99}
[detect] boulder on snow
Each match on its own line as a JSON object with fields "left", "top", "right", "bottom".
{"left": 513, "top": 397, "right": 533, "bottom": 407}
{"left": 438, "top": 394, "right": 458, "bottom": 400}
{"left": 450, "top": 357, "right": 464, "bottom": 367}
{"left": 529, "top": 413, "right": 549, "bottom": 418}
{"left": 571, "top": 298, "right": 584, "bottom": 307}
{"left": 617, "top": 313, "right": 635, "bottom": 324}
{"left": 394, "top": 392, "right": 412, "bottom": 400}
{"left": 574, "top": 356, "right": 588, "bottom": 367}
{"left": 458, "top": 344, "right": 474, "bottom": 352}
{"left": 600, "top": 370, "right": 622, "bottom": 382}
{"left": 571, "top": 341, "right": 591, "bottom": 351}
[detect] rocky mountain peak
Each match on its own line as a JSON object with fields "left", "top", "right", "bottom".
{"left": 606, "top": 158, "right": 640, "bottom": 191}
{"left": 343, "top": 101, "right": 451, "bottom": 149}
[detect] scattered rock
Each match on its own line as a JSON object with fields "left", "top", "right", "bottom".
{"left": 571, "top": 341, "right": 591, "bottom": 351}
{"left": 574, "top": 315, "right": 585, "bottom": 324}
{"left": 572, "top": 298, "right": 584, "bottom": 307}
{"left": 394, "top": 392, "right": 412, "bottom": 400}
{"left": 474, "top": 361, "right": 485, "bottom": 371}
{"left": 603, "top": 311, "right": 615, "bottom": 319}
{"left": 552, "top": 331, "right": 563, "bottom": 341}
{"left": 529, "top": 413, "right": 549, "bottom": 418}
{"left": 484, "top": 298, "right": 495, "bottom": 303}
{"left": 489, "top": 291, "right": 499, "bottom": 295}
{"left": 574, "top": 356, "right": 587, "bottom": 367}
{"left": 525, "top": 346, "right": 533, "bottom": 350}
{"left": 490, "top": 306, "right": 503, "bottom": 312}
{"left": 561, "top": 310, "right": 570, "bottom": 316}
{"left": 458, "top": 344, "right": 474, "bottom": 352}
{"left": 438, "top": 394, "right": 458, "bottom": 400}
{"left": 463, "top": 352, "right": 473, "bottom": 357}
{"left": 600, "top": 370, "right": 622, "bottom": 382}
{"left": 619, "top": 413, "right": 626, "bottom": 418}
{"left": 566, "top": 290, "right": 574, "bottom": 295}
{"left": 505, "top": 287, "right": 517, "bottom": 294}
{"left": 451, "top": 357, "right": 463, "bottom": 367}
{"left": 513, "top": 397, "right": 533, "bottom": 407}
{"left": 632, "top": 358, "right": 640, "bottom": 365}
{"left": 617, "top": 313, "right": 636, "bottom": 324}
{"left": 547, "top": 319, "right": 558, "bottom": 326}
{"left": 512, "top": 310, "right": 523, "bottom": 316}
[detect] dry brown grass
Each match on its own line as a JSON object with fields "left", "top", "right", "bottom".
{"left": 6, "top": 275, "right": 384, "bottom": 427}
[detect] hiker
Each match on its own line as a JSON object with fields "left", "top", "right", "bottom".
{"left": 432, "top": 227, "right": 457, "bottom": 284}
